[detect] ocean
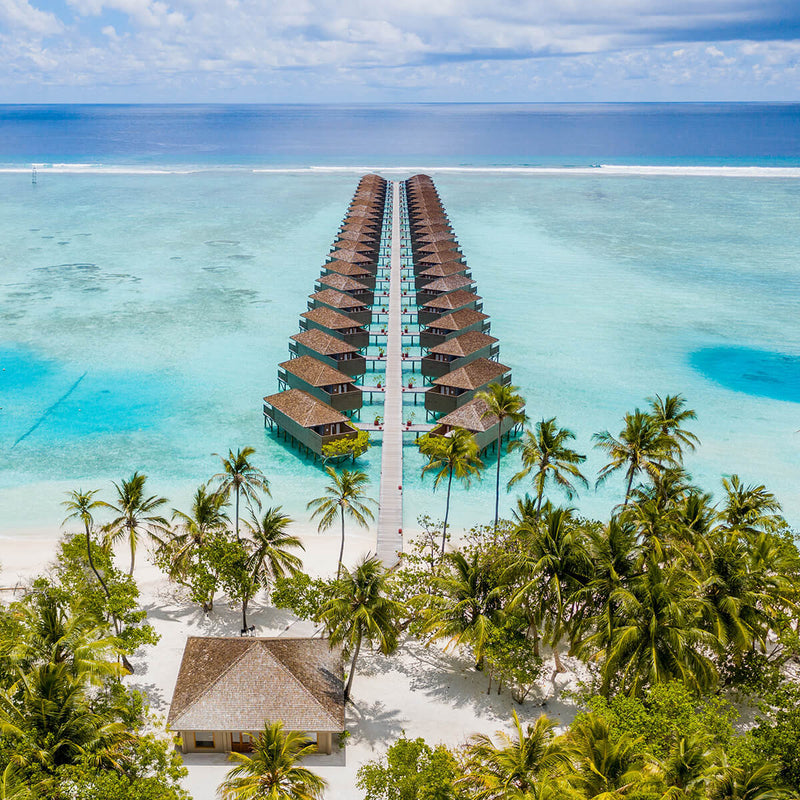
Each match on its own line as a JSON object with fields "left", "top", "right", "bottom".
{"left": 1, "top": 104, "right": 799, "bottom": 537}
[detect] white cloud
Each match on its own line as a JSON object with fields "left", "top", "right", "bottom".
{"left": 0, "top": 0, "right": 62, "bottom": 35}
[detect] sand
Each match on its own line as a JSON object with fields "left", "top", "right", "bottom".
{"left": 0, "top": 523, "right": 584, "bottom": 800}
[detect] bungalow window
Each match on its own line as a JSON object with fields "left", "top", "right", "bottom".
{"left": 431, "top": 353, "right": 451, "bottom": 362}
{"left": 429, "top": 328, "right": 446, "bottom": 336}
{"left": 437, "top": 385, "right": 460, "bottom": 397}
{"left": 338, "top": 352, "right": 355, "bottom": 361}
{"left": 194, "top": 731, "right": 215, "bottom": 749}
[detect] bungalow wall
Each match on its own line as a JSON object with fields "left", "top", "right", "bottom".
{"left": 289, "top": 341, "right": 367, "bottom": 378}
{"left": 263, "top": 404, "right": 357, "bottom": 455}
{"left": 278, "top": 370, "right": 363, "bottom": 413}
{"left": 419, "top": 319, "right": 490, "bottom": 350}
{"left": 421, "top": 342, "right": 500, "bottom": 379}
{"left": 301, "top": 318, "right": 369, "bottom": 349}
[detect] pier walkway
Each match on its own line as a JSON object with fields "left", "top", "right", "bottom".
{"left": 376, "top": 181, "right": 404, "bottom": 566}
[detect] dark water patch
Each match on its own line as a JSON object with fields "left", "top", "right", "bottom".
{"left": 28, "top": 228, "right": 39, "bottom": 232}
{"left": 202, "top": 265, "right": 230, "bottom": 273}
{"left": 228, "top": 254, "right": 254, "bottom": 261}
{"left": 170, "top": 256, "right": 182, "bottom": 260}
{"left": 690, "top": 346, "right": 800, "bottom": 403}
{"left": 41, "top": 235, "right": 54, "bottom": 239}
{"left": 205, "top": 240, "right": 239, "bottom": 247}
{"left": 57, "top": 241, "right": 70, "bottom": 245}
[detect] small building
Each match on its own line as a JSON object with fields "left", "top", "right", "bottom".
{"left": 428, "top": 397, "right": 518, "bottom": 452}
{"left": 421, "top": 330, "right": 500, "bottom": 379}
{"left": 418, "top": 290, "right": 483, "bottom": 326}
{"left": 416, "top": 274, "right": 476, "bottom": 304}
{"left": 425, "top": 357, "right": 511, "bottom": 416}
{"left": 419, "top": 308, "right": 490, "bottom": 349}
{"left": 321, "top": 260, "right": 376, "bottom": 289}
{"left": 315, "top": 273, "right": 374, "bottom": 305}
{"left": 414, "top": 252, "right": 467, "bottom": 270}
{"left": 263, "top": 388, "right": 359, "bottom": 455}
{"left": 308, "top": 288, "right": 372, "bottom": 326}
{"left": 337, "top": 228, "right": 380, "bottom": 244}
{"left": 301, "top": 307, "right": 369, "bottom": 349}
{"left": 290, "top": 329, "right": 366, "bottom": 378}
{"left": 331, "top": 239, "right": 378, "bottom": 257}
{"left": 278, "top": 355, "right": 362, "bottom": 413}
{"left": 324, "top": 248, "right": 375, "bottom": 267}
{"left": 414, "top": 261, "right": 472, "bottom": 292}
{"left": 167, "top": 636, "right": 344, "bottom": 756}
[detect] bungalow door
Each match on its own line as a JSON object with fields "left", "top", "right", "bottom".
{"left": 231, "top": 732, "right": 254, "bottom": 753}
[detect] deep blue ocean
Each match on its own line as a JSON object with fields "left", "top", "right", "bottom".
{"left": 0, "top": 103, "right": 799, "bottom": 166}
{"left": 1, "top": 103, "right": 800, "bottom": 537}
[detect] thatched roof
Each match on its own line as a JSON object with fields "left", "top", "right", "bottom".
{"left": 416, "top": 231, "right": 458, "bottom": 244}
{"left": 263, "top": 388, "right": 350, "bottom": 428}
{"left": 436, "top": 397, "right": 499, "bottom": 433}
{"left": 418, "top": 262, "right": 470, "bottom": 278}
{"left": 417, "top": 242, "right": 462, "bottom": 255}
{"left": 279, "top": 355, "right": 354, "bottom": 387}
{"left": 317, "top": 273, "right": 370, "bottom": 293}
{"left": 291, "top": 329, "right": 359, "bottom": 356}
{"left": 433, "top": 358, "right": 510, "bottom": 390}
{"left": 168, "top": 636, "right": 344, "bottom": 733}
{"left": 424, "top": 308, "right": 489, "bottom": 332}
{"left": 428, "top": 330, "right": 498, "bottom": 358}
{"left": 416, "top": 252, "right": 464, "bottom": 265}
{"left": 329, "top": 249, "right": 374, "bottom": 265}
{"left": 337, "top": 228, "right": 380, "bottom": 244}
{"left": 310, "top": 288, "right": 367, "bottom": 310}
{"left": 422, "top": 289, "right": 481, "bottom": 312}
{"left": 324, "top": 259, "right": 375, "bottom": 278}
{"left": 332, "top": 239, "right": 374, "bottom": 254}
{"left": 421, "top": 274, "right": 474, "bottom": 293}
{"left": 302, "top": 307, "right": 365, "bottom": 331}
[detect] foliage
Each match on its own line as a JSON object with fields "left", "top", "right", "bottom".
{"left": 322, "top": 429, "right": 371, "bottom": 461}
{"left": 752, "top": 679, "right": 800, "bottom": 792}
{"left": 483, "top": 619, "right": 543, "bottom": 703}
{"left": 271, "top": 573, "right": 334, "bottom": 621}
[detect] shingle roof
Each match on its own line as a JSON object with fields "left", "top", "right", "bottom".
{"left": 422, "top": 290, "right": 481, "bottom": 312}
{"left": 332, "top": 239, "right": 375, "bottom": 254}
{"left": 428, "top": 330, "right": 498, "bottom": 358}
{"left": 317, "top": 273, "right": 370, "bottom": 293}
{"left": 263, "top": 388, "right": 350, "bottom": 428}
{"left": 279, "top": 355, "right": 354, "bottom": 387}
{"left": 436, "top": 397, "right": 499, "bottom": 433}
{"left": 415, "top": 252, "right": 464, "bottom": 265}
{"left": 417, "top": 262, "right": 470, "bottom": 278}
{"left": 323, "top": 260, "right": 375, "bottom": 277}
{"left": 310, "top": 288, "right": 367, "bottom": 310}
{"left": 302, "top": 307, "right": 365, "bottom": 330}
{"left": 337, "top": 229, "right": 380, "bottom": 243}
{"left": 328, "top": 249, "right": 374, "bottom": 264}
{"left": 416, "top": 231, "right": 458, "bottom": 244}
{"left": 432, "top": 357, "right": 510, "bottom": 390}
{"left": 421, "top": 274, "right": 475, "bottom": 293}
{"left": 424, "top": 308, "right": 489, "bottom": 332}
{"left": 168, "top": 637, "right": 344, "bottom": 733}
{"left": 291, "top": 329, "right": 360, "bottom": 356}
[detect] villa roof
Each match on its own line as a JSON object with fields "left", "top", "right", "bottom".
{"left": 416, "top": 231, "right": 458, "bottom": 244}
{"left": 323, "top": 260, "right": 375, "bottom": 277}
{"left": 418, "top": 262, "right": 470, "bottom": 278}
{"left": 422, "top": 290, "right": 481, "bottom": 311}
{"left": 328, "top": 249, "right": 374, "bottom": 265}
{"left": 332, "top": 239, "right": 375, "bottom": 253}
{"left": 291, "top": 329, "right": 359, "bottom": 356}
{"left": 302, "top": 307, "right": 365, "bottom": 331}
{"left": 310, "top": 288, "right": 367, "bottom": 310}
{"left": 279, "top": 355, "right": 354, "bottom": 387}
{"left": 433, "top": 358, "right": 510, "bottom": 390}
{"left": 428, "top": 330, "right": 498, "bottom": 358}
{"left": 263, "top": 388, "right": 350, "bottom": 428}
{"left": 317, "top": 273, "right": 370, "bottom": 293}
{"left": 425, "top": 308, "right": 489, "bottom": 332}
{"left": 436, "top": 397, "right": 500, "bottom": 433}
{"left": 417, "top": 242, "right": 461, "bottom": 255}
{"left": 421, "top": 274, "right": 474, "bottom": 293}
{"left": 168, "top": 636, "right": 344, "bottom": 733}
{"left": 416, "top": 252, "right": 464, "bottom": 265}
{"left": 337, "top": 228, "right": 380, "bottom": 243}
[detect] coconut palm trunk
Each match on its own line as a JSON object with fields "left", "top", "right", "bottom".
{"left": 344, "top": 632, "right": 363, "bottom": 700}
{"left": 494, "top": 427, "right": 503, "bottom": 533}
{"left": 234, "top": 484, "right": 241, "bottom": 540}
{"left": 441, "top": 465, "right": 454, "bottom": 558}
{"left": 337, "top": 505, "right": 346, "bottom": 579}
{"left": 242, "top": 595, "right": 249, "bottom": 632}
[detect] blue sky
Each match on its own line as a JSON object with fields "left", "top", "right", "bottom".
{"left": 0, "top": 0, "right": 798, "bottom": 101}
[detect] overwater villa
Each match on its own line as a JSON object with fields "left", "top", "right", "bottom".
{"left": 428, "top": 396, "right": 520, "bottom": 452}
{"left": 168, "top": 637, "right": 344, "bottom": 756}
{"left": 414, "top": 251, "right": 467, "bottom": 268}
{"left": 421, "top": 330, "right": 500, "bottom": 379}
{"left": 425, "top": 357, "right": 511, "bottom": 416}
{"left": 290, "top": 329, "right": 366, "bottom": 377}
{"left": 278, "top": 355, "right": 362, "bottom": 413}
{"left": 308, "top": 288, "right": 372, "bottom": 326}
{"left": 324, "top": 248, "right": 375, "bottom": 267}
{"left": 300, "top": 307, "right": 370, "bottom": 349}
{"left": 418, "top": 289, "right": 483, "bottom": 326}
{"left": 337, "top": 225, "right": 381, "bottom": 241}
{"left": 331, "top": 239, "right": 379, "bottom": 258}
{"left": 315, "top": 272, "right": 374, "bottom": 305}
{"left": 263, "top": 388, "right": 359, "bottom": 455}
{"left": 419, "top": 307, "right": 491, "bottom": 349}
{"left": 414, "top": 261, "right": 472, "bottom": 291}
{"left": 416, "top": 273, "right": 476, "bottom": 303}
{"left": 321, "top": 259, "right": 377, "bottom": 288}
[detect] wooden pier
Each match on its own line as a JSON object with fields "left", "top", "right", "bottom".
{"left": 376, "top": 182, "right": 405, "bottom": 567}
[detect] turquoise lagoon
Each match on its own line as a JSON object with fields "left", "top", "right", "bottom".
{"left": 1, "top": 169, "right": 800, "bottom": 536}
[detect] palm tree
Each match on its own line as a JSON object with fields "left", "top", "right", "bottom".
{"left": 475, "top": 383, "right": 526, "bottom": 534}
{"left": 719, "top": 475, "right": 783, "bottom": 535}
{"left": 318, "top": 555, "right": 402, "bottom": 700}
{"left": 218, "top": 720, "right": 326, "bottom": 800}
{"left": 460, "top": 712, "right": 573, "bottom": 799}
{"left": 648, "top": 393, "right": 700, "bottom": 458}
{"left": 418, "top": 429, "right": 484, "bottom": 557}
{"left": 649, "top": 732, "right": 718, "bottom": 800}
{"left": 508, "top": 418, "right": 588, "bottom": 521}
{"left": 103, "top": 471, "right": 169, "bottom": 575}
{"left": 243, "top": 506, "right": 305, "bottom": 601}
{"left": 712, "top": 761, "right": 793, "bottom": 800}
{"left": 213, "top": 446, "right": 270, "bottom": 540}
{"left": 593, "top": 410, "right": 672, "bottom": 505}
{"left": 307, "top": 467, "right": 376, "bottom": 579}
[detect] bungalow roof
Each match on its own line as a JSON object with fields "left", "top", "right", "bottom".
{"left": 432, "top": 358, "right": 510, "bottom": 391}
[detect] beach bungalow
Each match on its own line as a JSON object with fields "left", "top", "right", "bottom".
{"left": 425, "top": 358, "right": 511, "bottom": 416}
{"left": 418, "top": 290, "right": 483, "bottom": 326}
{"left": 315, "top": 273, "right": 374, "bottom": 305}
{"left": 419, "top": 308, "right": 491, "bottom": 349}
{"left": 324, "top": 248, "right": 375, "bottom": 267}
{"left": 308, "top": 288, "right": 372, "bottom": 326}
{"left": 300, "top": 307, "right": 369, "bottom": 349}
{"left": 263, "top": 388, "right": 359, "bottom": 455}
{"left": 414, "top": 261, "right": 472, "bottom": 291}
{"left": 278, "top": 355, "right": 362, "bottom": 413}
{"left": 416, "top": 274, "right": 476, "bottom": 304}
{"left": 414, "top": 252, "right": 467, "bottom": 270}
{"left": 331, "top": 239, "right": 379, "bottom": 258}
{"left": 167, "top": 636, "right": 344, "bottom": 756}
{"left": 427, "top": 397, "right": 518, "bottom": 453}
{"left": 290, "top": 329, "right": 366, "bottom": 378}
{"left": 421, "top": 330, "right": 500, "bottom": 379}
{"left": 321, "top": 259, "right": 377, "bottom": 288}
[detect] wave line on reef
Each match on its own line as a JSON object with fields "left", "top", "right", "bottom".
{"left": 12, "top": 371, "right": 88, "bottom": 448}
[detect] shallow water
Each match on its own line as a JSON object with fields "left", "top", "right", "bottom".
{"left": 1, "top": 168, "right": 799, "bottom": 537}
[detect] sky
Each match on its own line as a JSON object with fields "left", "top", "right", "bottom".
{"left": 0, "top": 0, "right": 798, "bottom": 102}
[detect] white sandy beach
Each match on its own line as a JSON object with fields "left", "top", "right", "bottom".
{"left": 0, "top": 522, "right": 585, "bottom": 800}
